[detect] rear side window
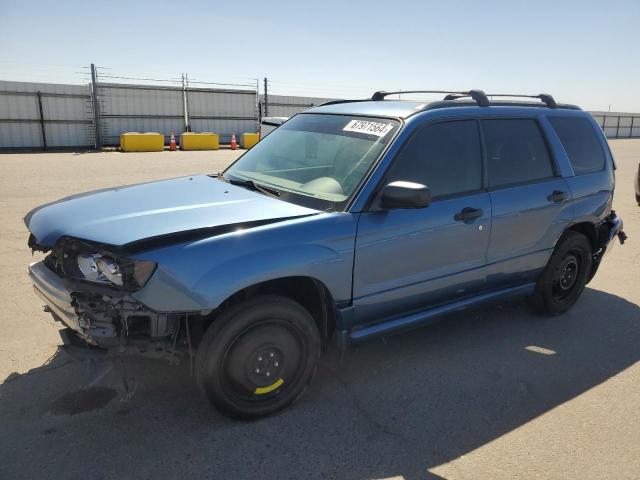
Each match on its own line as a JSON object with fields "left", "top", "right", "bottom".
{"left": 483, "top": 119, "right": 554, "bottom": 188}
{"left": 548, "top": 116, "right": 606, "bottom": 174}
{"left": 386, "top": 120, "right": 482, "bottom": 198}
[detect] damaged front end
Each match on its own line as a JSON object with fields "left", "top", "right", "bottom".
{"left": 28, "top": 236, "right": 199, "bottom": 355}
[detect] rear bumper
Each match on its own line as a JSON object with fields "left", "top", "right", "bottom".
{"left": 588, "top": 211, "right": 625, "bottom": 282}
{"left": 601, "top": 211, "right": 625, "bottom": 257}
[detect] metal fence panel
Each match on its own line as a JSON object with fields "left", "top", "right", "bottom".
{"left": 260, "top": 94, "right": 335, "bottom": 118}
{"left": 99, "top": 84, "right": 183, "bottom": 116}
{"left": 603, "top": 116, "right": 620, "bottom": 127}
{"left": 3, "top": 79, "right": 640, "bottom": 148}
{"left": 0, "top": 80, "right": 93, "bottom": 149}
{"left": 45, "top": 122, "right": 93, "bottom": 147}
{"left": 0, "top": 122, "right": 42, "bottom": 148}
{"left": 190, "top": 119, "right": 256, "bottom": 143}
{"left": 618, "top": 117, "right": 632, "bottom": 127}
{"left": 590, "top": 111, "right": 640, "bottom": 138}
{"left": 603, "top": 127, "right": 618, "bottom": 137}
{"left": 188, "top": 88, "right": 257, "bottom": 142}
{"left": 97, "top": 83, "right": 259, "bottom": 145}
{"left": 189, "top": 89, "right": 256, "bottom": 117}
{"left": 98, "top": 83, "right": 184, "bottom": 145}
{"left": 0, "top": 92, "right": 39, "bottom": 120}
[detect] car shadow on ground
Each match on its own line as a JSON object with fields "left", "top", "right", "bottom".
{"left": 1, "top": 287, "right": 639, "bottom": 480}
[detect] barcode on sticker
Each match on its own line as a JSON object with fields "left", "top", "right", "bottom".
{"left": 343, "top": 120, "right": 393, "bottom": 137}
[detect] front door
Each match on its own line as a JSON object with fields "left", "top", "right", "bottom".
{"left": 352, "top": 120, "right": 491, "bottom": 325}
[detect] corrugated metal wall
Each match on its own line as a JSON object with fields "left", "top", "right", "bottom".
{"left": 590, "top": 112, "right": 640, "bottom": 138}
{"left": 98, "top": 83, "right": 259, "bottom": 145}
{"left": 98, "top": 83, "right": 185, "bottom": 145}
{"left": 3, "top": 79, "right": 639, "bottom": 149}
{"left": 259, "top": 94, "right": 335, "bottom": 118}
{"left": 188, "top": 88, "right": 257, "bottom": 143}
{"left": 0, "top": 80, "right": 94, "bottom": 149}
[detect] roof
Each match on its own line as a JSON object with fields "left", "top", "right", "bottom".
{"left": 307, "top": 98, "right": 581, "bottom": 119}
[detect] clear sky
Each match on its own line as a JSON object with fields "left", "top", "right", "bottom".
{"left": 1, "top": 0, "right": 638, "bottom": 111}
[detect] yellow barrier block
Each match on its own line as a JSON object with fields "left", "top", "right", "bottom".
{"left": 120, "top": 132, "right": 164, "bottom": 152}
{"left": 180, "top": 132, "right": 219, "bottom": 150}
{"left": 241, "top": 133, "right": 259, "bottom": 149}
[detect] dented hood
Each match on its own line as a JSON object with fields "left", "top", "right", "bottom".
{"left": 25, "top": 175, "right": 318, "bottom": 248}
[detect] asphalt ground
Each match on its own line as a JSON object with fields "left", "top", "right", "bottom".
{"left": 0, "top": 142, "right": 638, "bottom": 480}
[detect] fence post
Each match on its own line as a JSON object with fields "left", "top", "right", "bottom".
{"left": 263, "top": 77, "right": 269, "bottom": 117}
{"left": 36, "top": 91, "right": 47, "bottom": 150}
{"left": 615, "top": 115, "right": 620, "bottom": 138}
{"left": 90, "top": 63, "right": 102, "bottom": 149}
{"left": 630, "top": 116, "right": 634, "bottom": 138}
{"left": 255, "top": 78, "right": 260, "bottom": 133}
{"left": 182, "top": 73, "right": 191, "bottom": 132}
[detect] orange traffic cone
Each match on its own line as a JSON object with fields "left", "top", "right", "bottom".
{"left": 169, "top": 131, "right": 177, "bottom": 151}
{"left": 230, "top": 132, "right": 238, "bottom": 150}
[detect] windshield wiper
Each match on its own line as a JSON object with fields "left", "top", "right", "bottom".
{"left": 220, "top": 174, "right": 280, "bottom": 197}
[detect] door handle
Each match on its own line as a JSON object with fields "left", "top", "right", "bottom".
{"left": 547, "top": 190, "right": 568, "bottom": 203}
{"left": 454, "top": 207, "right": 483, "bottom": 222}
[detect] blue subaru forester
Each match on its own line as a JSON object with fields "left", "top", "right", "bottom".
{"left": 26, "top": 90, "right": 624, "bottom": 419}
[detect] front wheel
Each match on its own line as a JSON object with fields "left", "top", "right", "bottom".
{"left": 529, "top": 231, "right": 592, "bottom": 315}
{"left": 195, "top": 295, "right": 320, "bottom": 419}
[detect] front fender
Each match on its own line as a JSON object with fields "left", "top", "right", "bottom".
{"left": 194, "top": 243, "right": 349, "bottom": 308}
{"left": 132, "top": 212, "right": 358, "bottom": 312}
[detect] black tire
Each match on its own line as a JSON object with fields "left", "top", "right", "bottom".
{"left": 529, "top": 231, "right": 592, "bottom": 315}
{"left": 195, "top": 295, "right": 321, "bottom": 420}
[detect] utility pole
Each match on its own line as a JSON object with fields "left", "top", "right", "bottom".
{"left": 255, "top": 78, "right": 260, "bottom": 133}
{"left": 182, "top": 73, "right": 191, "bottom": 132}
{"left": 263, "top": 77, "right": 269, "bottom": 117}
{"left": 90, "top": 63, "right": 102, "bottom": 149}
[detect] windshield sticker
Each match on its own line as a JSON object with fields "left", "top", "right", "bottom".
{"left": 343, "top": 120, "right": 394, "bottom": 138}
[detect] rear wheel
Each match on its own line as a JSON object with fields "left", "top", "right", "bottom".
{"left": 529, "top": 231, "right": 592, "bottom": 315}
{"left": 196, "top": 295, "right": 320, "bottom": 419}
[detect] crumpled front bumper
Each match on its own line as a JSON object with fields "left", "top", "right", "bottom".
{"left": 28, "top": 260, "right": 117, "bottom": 346}
{"left": 28, "top": 259, "right": 184, "bottom": 351}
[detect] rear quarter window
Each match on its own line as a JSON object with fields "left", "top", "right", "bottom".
{"left": 548, "top": 116, "right": 606, "bottom": 175}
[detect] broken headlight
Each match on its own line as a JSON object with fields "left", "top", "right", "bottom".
{"left": 95, "top": 256, "right": 123, "bottom": 286}
{"left": 76, "top": 253, "right": 155, "bottom": 289}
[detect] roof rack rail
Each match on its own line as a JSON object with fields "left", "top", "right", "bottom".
{"left": 371, "top": 89, "right": 490, "bottom": 106}
{"left": 317, "top": 98, "right": 369, "bottom": 107}
{"left": 486, "top": 93, "right": 558, "bottom": 108}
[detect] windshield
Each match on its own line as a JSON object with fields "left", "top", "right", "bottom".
{"left": 224, "top": 114, "right": 400, "bottom": 209}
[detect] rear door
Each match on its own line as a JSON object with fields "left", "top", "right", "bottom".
{"left": 482, "top": 118, "right": 573, "bottom": 289}
{"left": 352, "top": 120, "right": 491, "bottom": 325}
{"left": 546, "top": 115, "right": 613, "bottom": 224}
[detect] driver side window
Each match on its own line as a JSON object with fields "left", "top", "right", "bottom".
{"left": 385, "top": 120, "right": 483, "bottom": 198}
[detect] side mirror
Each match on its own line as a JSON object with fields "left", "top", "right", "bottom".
{"left": 380, "top": 181, "right": 431, "bottom": 209}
